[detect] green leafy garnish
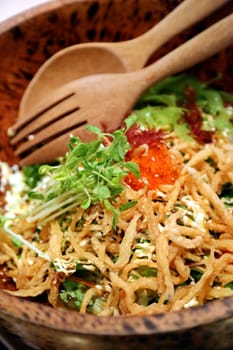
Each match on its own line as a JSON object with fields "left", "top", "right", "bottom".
{"left": 119, "top": 200, "right": 138, "bottom": 211}
{"left": 190, "top": 267, "right": 203, "bottom": 282}
{"left": 135, "top": 266, "right": 157, "bottom": 278}
{"left": 74, "top": 263, "right": 100, "bottom": 282}
{"left": 26, "top": 127, "right": 139, "bottom": 225}
{"left": 0, "top": 213, "right": 21, "bottom": 247}
{"left": 60, "top": 278, "right": 107, "bottom": 314}
{"left": 23, "top": 165, "right": 42, "bottom": 189}
{"left": 0, "top": 211, "right": 8, "bottom": 228}
{"left": 224, "top": 281, "right": 233, "bottom": 290}
{"left": 127, "top": 74, "right": 233, "bottom": 140}
{"left": 135, "top": 288, "right": 159, "bottom": 306}
{"left": 60, "top": 279, "right": 87, "bottom": 310}
{"left": 219, "top": 182, "right": 233, "bottom": 208}
{"left": 126, "top": 106, "right": 191, "bottom": 141}
{"left": 59, "top": 263, "right": 101, "bottom": 311}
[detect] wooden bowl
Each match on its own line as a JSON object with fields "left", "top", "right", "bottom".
{"left": 0, "top": 1, "right": 233, "bottom": 349}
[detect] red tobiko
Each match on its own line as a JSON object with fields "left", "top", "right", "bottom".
{"left": 125, "top": 126, "right": 180, "bottom": 191}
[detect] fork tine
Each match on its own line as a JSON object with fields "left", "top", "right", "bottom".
{"left": 15, "top": 95, "right": 129, "bottom": 163}
{"left": 17, "top": 104, "right": 125, "bottom": 166}
{"left": 11, "top": 93, "right": 81, "bottom": 145}
{"left": 19, "top": 123, "right": 96, "bottom": 166}
{"left": 14, "top": 110, "right": 88, "bottom": 156}
{"left": 11, "top": 83, "right": 76, "bottom": 133}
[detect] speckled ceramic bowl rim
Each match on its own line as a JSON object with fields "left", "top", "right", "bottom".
{"left": 1, "top": 291, "right": 233, "bottom": 336}
{"left": 0, "top": 0, "right": 233, "bottom": 337}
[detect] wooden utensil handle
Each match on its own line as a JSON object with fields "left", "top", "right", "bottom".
{"left": 120, "top": 0, "right": 231, "bottom": 70}
{"left": 140, "top": 13, "right": 233, "bottom": 89}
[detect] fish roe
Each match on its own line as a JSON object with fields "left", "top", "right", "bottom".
{"left": 125, "top": 127, "right": 180, "bottom": 191}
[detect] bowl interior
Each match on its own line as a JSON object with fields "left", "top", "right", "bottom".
{"left": 0, "top": 1, "right": 233, "bottom": 349}
{"left": 0, "top": 0, "right": 232, "bottom": 164}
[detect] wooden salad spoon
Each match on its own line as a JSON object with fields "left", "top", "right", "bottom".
{"left": 19, "top": 0, "right": 230, "bottom": 119}
{"left": 11, "top": 13, "right": 233, "bottom": 166}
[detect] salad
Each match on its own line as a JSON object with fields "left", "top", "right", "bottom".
{"left": 0, "top": 74, "right": 233, "bottom": 316}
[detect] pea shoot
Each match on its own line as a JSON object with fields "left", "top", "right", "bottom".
{"left": 27, "top": 126, "right": 139, "bottom": 225}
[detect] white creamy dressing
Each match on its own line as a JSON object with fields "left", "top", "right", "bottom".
{"left": 181, "top": 195, "right": 206, "bottom": 231}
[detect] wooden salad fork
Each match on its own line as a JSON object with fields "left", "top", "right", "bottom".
{"left": 18, "top": 0, "right": 230, "bottom": 118}
{"left": 10, "top": 13, "right": 233, "bottom": 166}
